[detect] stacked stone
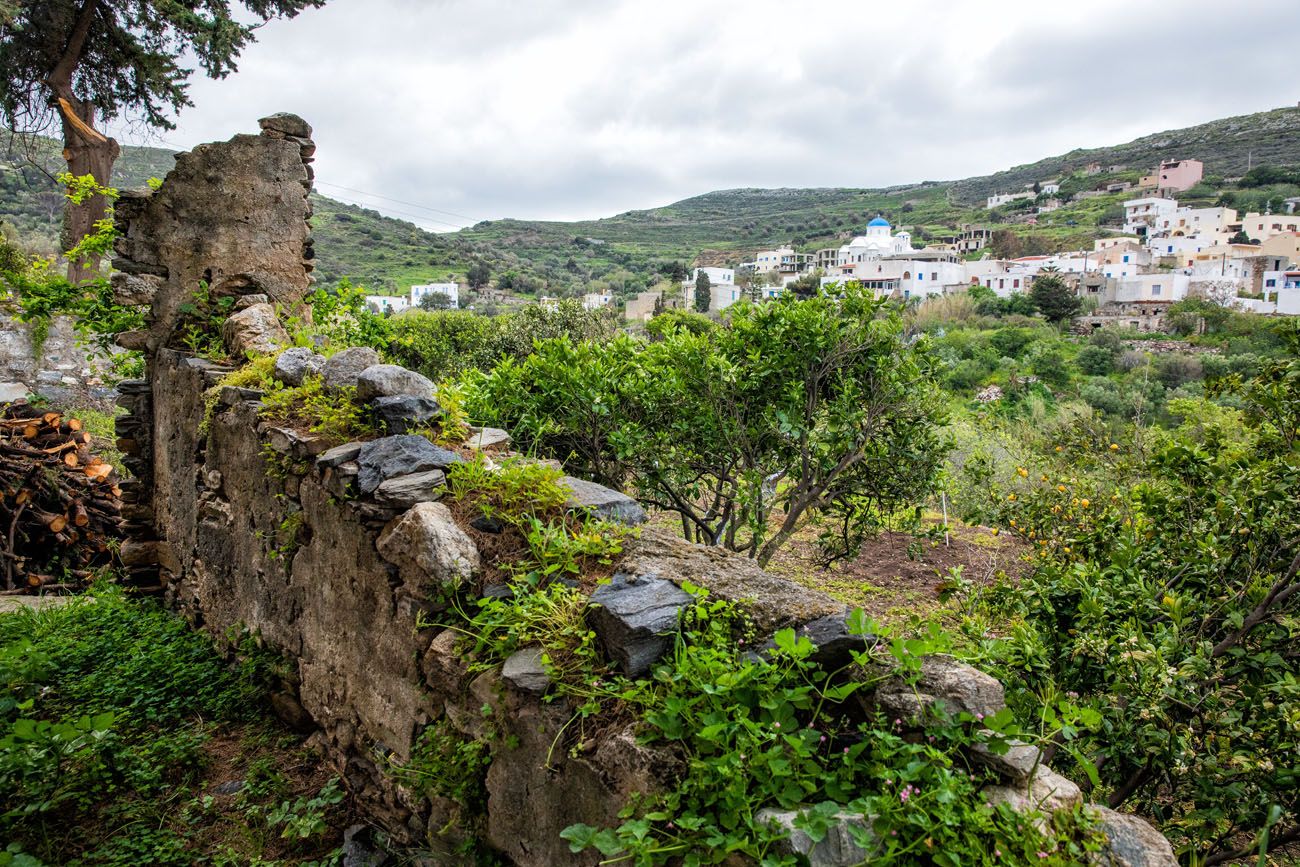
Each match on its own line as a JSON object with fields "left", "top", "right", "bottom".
{"left": 256, "top": 112, "right": 317, "bottom": 277}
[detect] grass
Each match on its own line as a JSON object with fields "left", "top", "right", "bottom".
{"left": 0, "top": 587, "right": 353, "bottom": 866}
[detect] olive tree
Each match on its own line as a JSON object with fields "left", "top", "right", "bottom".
{"left": 0, "top": 0, "right": 326, "bottom": 282}
{"left": 467, "top": 285, "right": 947, "bottom": 566}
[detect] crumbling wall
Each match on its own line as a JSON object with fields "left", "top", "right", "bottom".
{"left": 0, "top": 314, "right": 118, "bottom": 404}
{"left": 115, "top": 118, "right": 1180, "bottom": 867}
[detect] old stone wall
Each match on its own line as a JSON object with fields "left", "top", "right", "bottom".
{"left": 0, "top": 313, "right": 118, "bottom": 404}
{"left": 115, "top": 118, "right": 1179, "bottom": 867}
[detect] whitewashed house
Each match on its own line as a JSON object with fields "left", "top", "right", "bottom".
{"left": 410, "top": 282, "right": 460, "bottom": 309}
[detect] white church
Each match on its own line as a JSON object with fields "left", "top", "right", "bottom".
{"left": 836, "top": 216, "right": 915, "bottom": 269}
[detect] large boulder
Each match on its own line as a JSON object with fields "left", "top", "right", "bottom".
{"left": 1086, "top": 806, "right": 1179, "bottom": 867}
{"left": 587, "top": 572, "right": 694, "bottom": 676}
{"left": 322, "top": 347, "right": 381, "bottom": 392}
{"left": 222, "top": 303, "right": 288, "bottom": 357}
{"left": 873, "top": 655, "right": 1005, "bottom": 723}
{"left": 376, "top": 501, "right": 479, "bottom": 590}
{"left": 273, "top": 346, "right": 325, "bottom": 387}
{"left": 355, "top": 364, "right": 436, "bottom": 401}
{"left": 561, "top": 476, "right": 646, "bottom": 526}
{"left": 613, "top": 528, "right": 843, "bottom": 635}
{"left": 356, "top": 435, "right": 463, "bottom": 495}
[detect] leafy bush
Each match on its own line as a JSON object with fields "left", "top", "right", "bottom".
{"left": 967, "top": 331, "right": 1300, "bottom": 862}
{"left": 388, "top": 300, "right": 615, "bottom": 381}
{"left": 1074, "top": 345, "right": 1114, "bottom": 376}
{"left": 467, "top": 287, "right": 947, "bottom": 566}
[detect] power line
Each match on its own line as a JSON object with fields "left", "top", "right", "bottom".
{"left": 314, "top": 181, "right": 477, "bottom": 222}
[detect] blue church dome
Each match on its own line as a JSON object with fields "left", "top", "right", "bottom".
{"left": 867, "top": 216, "right": 890, "bottom": 227}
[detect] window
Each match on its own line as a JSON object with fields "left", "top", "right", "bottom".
{"left": 1266, "top": 279, "right": 1277, "bottom": 288}
{"left": 1013, "top": 279, "right": 1020, "bottom": 289}
{"left": 931, "top": 272, "right": 938, "bottom": 281}
{"left": 1151, "top": 284, "right": 1162, "bottom": 296}
{"left": 1123, "top": 255, "right": 1130, "bottom": 263}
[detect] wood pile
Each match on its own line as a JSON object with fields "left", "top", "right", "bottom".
{"left": 0, "top": 403, "right": 122, "bottom": 594}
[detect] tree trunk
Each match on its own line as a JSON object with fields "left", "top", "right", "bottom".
{"left": 46, "top": 0, "right": 117, "bottom": 285}
{"left": 56, "top": 96, "right": 119, "bottom": 285}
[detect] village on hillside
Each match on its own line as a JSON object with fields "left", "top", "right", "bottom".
{"left": 366, "top": 154, "right": 1300, "bottom": 332}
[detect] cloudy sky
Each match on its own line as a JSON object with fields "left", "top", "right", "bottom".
{"left": 111, "top": 0, "right": 1298, "bottom": 230}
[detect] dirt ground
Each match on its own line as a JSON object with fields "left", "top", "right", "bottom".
{"left": 647, "top": 511, "right": 1028, "bottom": 627}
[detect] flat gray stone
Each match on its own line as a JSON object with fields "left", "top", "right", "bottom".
{"left": 874, "top": 655, "right": 1005, "bottom": 723}
{"left": 356, "top": 435, "right": 463, "bottom": 495}
{"left": 372, "top": 394, "right": 441, "bottom": 434}
{"left": 374, "top": 469, "right": 446, "bottom": 509}
{"left": 757, "top": 807, "right": 875, "bottom": 866}
{"left": 0, "top": 382, "right": 28, "bottom": 403}
{"left": 466, "top": 426, "right": 511, "bottom": 451}
{"left": 502, "top": 646, "right": 551, "bottom": 694}
{"left": 317, "top": 441, "right": 364, "bottom": 468}
{"left": 759, "top": 612, "right": 870, "bottom": 670}
{"left": 322, "top": 346, "right": 381, "bottom": 392}
{"left": 355, "top": 364, "right": 435, "bottom": 401}
{"left": 273, "top": 346, "right": 325, "bottom": 387}
{"left": 970, "top": 736, "right": 1043, "bottom": 783}
{"left": 561, "top": 476, "right": 646, "bottom": 526}
{"left": 613, "top": 528, "right": 843, "bottom": 636}
{"left": 587, "top": 573, "right": 693, "bottom": 676}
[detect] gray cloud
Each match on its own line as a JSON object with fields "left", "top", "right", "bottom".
{"left": 109, "top": 0, "right": 1300, "bottom": 228}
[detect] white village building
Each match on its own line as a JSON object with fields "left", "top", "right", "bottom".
{"left": 836, "top": 217, "right": 915, "bottom": 269}
{"left": 410, "top": 282, "right": 460, "bottom": 309}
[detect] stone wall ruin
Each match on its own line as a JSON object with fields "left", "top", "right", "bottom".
{"left": 113, "top": 117, "right": 1179, "bottom": 867}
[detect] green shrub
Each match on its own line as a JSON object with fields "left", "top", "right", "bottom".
{"left": 966, "top": 332, "right": 1300, "bottom": 862}
{"left": 1074, "top": 345, "right": 1114, "bottom": 376}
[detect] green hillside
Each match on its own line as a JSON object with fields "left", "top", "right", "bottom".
{"left": 950, "top": 106, "right": 1300, "bottom": 203}
{"left": 3, "top": 105, "right": 1299, "bottom": 298}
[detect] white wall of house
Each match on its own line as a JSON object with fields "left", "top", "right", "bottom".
{"left": 1153, "top": 206, "right": 1237, "bottom": 237}
{"left": 410, "top": 282, "right": 460, "bottom": 309}
{"left": 582, "top": 293, "right": 613, "bottom": 310}
{"left": 1115, "top": 273, "right": 1188, "bottom": 302}
{"left": 1240, "top": 213, "right": 1300, "bottom": 241}
{"left": 1122, "top": 197, "right": 1178, "bottom": 234}
{"left": 365, "top": 295, "right": 411, "bottom": 314}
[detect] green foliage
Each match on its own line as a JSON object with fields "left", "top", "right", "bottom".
{"left": 391, "top": 719, "right": 491, "bottom": 811}
{"left": 468, "top": 287, "right": 947, "bottom": 566}
{"left": 449, "top": 580, "right": 1100, "bottom": 865}
{"left": 1028, "top": 273, "right": 1081, "bottom": 324}
{"left": 0, "top": 588, "right": 276, "bottom": 862}
{"left": 693, "top": 269, "right": 710, "bottom": 312}
{"left": 645, "top": 307, "right": 715, "bottom": 339}
{"left": 259, "top": 375, "right": 372, "bottom": 446}
{"left": 964, "top": 330, "right": 1300, "bottom": 862}
{"left": 301, "top": 280, "right": 393, "bottom": 351}
{"left": 447, "top": 454, "right": 630, "bottom": 583}
{"left": 0, "top": 1, "right": 327, "bottom": 141}
{"left": 387, "top": 299, "right": 616, "bottom": 381}
{"left": 0, "top": 175, "right": 145, "bottom": 368}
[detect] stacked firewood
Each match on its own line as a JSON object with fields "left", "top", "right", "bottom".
{"left": 0, "top": 404, "right": 122, "bottom": 593}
